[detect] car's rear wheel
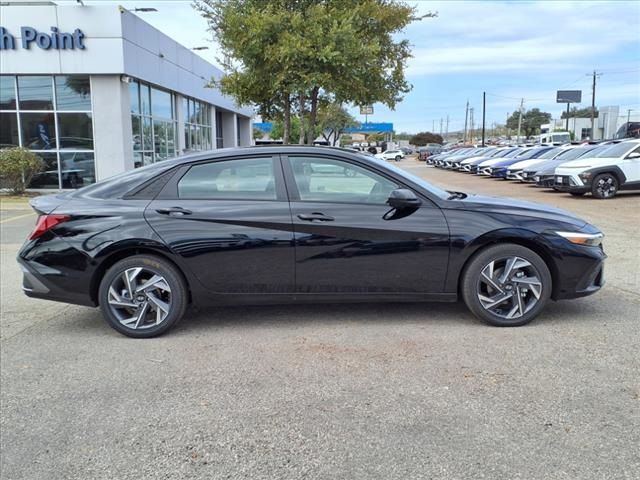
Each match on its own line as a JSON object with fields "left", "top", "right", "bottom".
{"left": 395, "top": 156, "right": 401, "bottom": 161}
{"left": 461, "top": 244, "right": 551, "bottom": 327}
{"left": 591, "top": 173, "right": 619, "bottom": 199}
{"left": 99, "top": 255, "right": 188, "bottom": 338}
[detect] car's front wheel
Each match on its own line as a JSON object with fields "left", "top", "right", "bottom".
{"left": 461, "top": 244, "right": 552, "bottom": 327}
{"left": 591, "top": 173, "right": 619, "bottom": 199}
{"left": 98, "top": 255, "right": 188, "bottom": 338}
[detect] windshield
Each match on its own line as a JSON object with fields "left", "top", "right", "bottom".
{"left": 489, "top": 148, "right": 516, "bottom": 158}
{"left": 512, "top": 148, "right": 550, "bottom": 160}
{"left": 365, "top": 155, "right": 450, "bottom": 199}
{"left": 594, "top": 142, "right": 638, "bottom": 158}
{"left": 556, "top": 145, "right": 602, "bottom": 161}
{"left": 536, "top": 147, "right": 562, "bottom": 159}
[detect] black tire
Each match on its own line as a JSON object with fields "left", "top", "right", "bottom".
{"left": 461, "top": 244, "right": 552, "bottom": 327}
{"left": 591, "top": 173, "right": 619, "bottom": 199}
{"left": 395, "top": 156, "right": 401, "bottom": 162}
{"left": 98, "top": 255, "right": 188, "bottom": 338}
{"left": 569, "top": 191, "right": 585, "bottom": 197}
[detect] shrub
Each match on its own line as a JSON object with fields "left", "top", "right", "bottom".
{"left": 0, "top": 148, "right": 45, "bottom": 194}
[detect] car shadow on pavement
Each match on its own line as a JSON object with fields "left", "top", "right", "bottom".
{"left": 175, "top": 302, "right": 479, "bottom": 335}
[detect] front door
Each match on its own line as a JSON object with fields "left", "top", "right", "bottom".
{"left": 282, "top": 154, "right": 449, "bottom": 295}
{"left": 145, "top": 155, "right": 295, "bottom": 294}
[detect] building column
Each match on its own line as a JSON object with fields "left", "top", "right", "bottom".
{"left": 210, "top": 105, "right": 217, "bottom": 149}
{"left": 221, "top": 111, "right": 237, "bottom": 148}
{"left": 91, "top": 75, "right": 134, "bottom": 180}
{"left": 237, "top": 116, "right": 252, "bottom": 146}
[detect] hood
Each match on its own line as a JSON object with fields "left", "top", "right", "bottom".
{"left": 452, "top": 194, "right": 587, "bottom": 228}
{"left": 558, "top": 156, "right": 619, "bottom": 169}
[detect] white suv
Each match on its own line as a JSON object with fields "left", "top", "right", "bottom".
{"left": 375, "top": 149, "right": 405, "bottom": 162}
{"left": 554, "top": 139, "right": 640, "bottom": 198}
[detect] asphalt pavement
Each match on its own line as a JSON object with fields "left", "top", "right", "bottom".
{"left": 1, "top": 162, "right": 639, "bottom": 480}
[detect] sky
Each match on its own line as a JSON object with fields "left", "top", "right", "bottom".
{"left": 56, "top": 0, "right": 640, "bottom": 134}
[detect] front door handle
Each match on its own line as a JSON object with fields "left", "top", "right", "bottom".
{"left": 156, "top": 207, "right": 192, "bottom": 216}
{"left": 297, "top": 212, "right": 334, "bottom": 222}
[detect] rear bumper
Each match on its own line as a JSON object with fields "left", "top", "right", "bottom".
{"left": 18, "top": 257, "right": 97, "bottom": 307}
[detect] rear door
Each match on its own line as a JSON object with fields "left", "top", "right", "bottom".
{"left": 282, "top": 154, "right": 449, "bottom": 295}
{"left": 145, "top": 155, "right": 295, "bottom": 294}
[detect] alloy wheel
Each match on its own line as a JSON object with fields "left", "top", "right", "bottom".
{"left": 476, "top": 256, "right": 543, "bottom": 319}
{"left": 107, "top": 267, "right": 172, "bottom": 330}
{"left": 595, "top": 176, "right": 617, "bottom": 198}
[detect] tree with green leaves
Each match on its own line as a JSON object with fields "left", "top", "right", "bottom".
{"left": 506, "top": 108, "right": 552, "bottom": 138}
{"left": 270, "top": 116, "right": 302, "bottom": 145}
{"left": 561, "top": 107, "right": 598, "bottom": 119}
{"left": 194, "top": 0, "right": 435, "bottom": 144}
{"left": 316, "top": 103, "right": 359, "bottom": 146}
{"left": 410, "top": 132, "right": 443, "bottom": 146}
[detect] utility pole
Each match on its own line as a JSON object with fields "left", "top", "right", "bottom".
{"left": 516, "top": 98, "right": 524, "bottom": 142}
{"left": 445, "top": 115, "right": 449, "bottom": 141}
{"left": 481, "top": 91, "right": 486, "bottom": 146}
{"left": 463, "top": 101, "right": 469, "bottom": 143}
{"left": 589, "top": 70, "right": 601, "bottom": 139}
{"left": 469, "top": 108, "right": 475, "bottom": 144}
{"left": 627, "top": 109, "right": 633, "bottom": 125}
{"left": 432, "top": 119, "right": 436, "bottom": 133}
{"left": 439, "top": 117, "right": 443, "bottom": 136}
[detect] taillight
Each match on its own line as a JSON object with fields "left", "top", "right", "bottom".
{"left": 28, "top": 214, "right": 70, "bottom": 240}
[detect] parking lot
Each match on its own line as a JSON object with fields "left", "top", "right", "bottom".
{"left": 1, "top": 160, "right": 639, "bottom": 479}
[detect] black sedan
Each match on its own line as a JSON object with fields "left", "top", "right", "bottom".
{"left": 18, "top": 146, "right": 606, "bottom": 337}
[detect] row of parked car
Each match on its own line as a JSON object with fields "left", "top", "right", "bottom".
{"left": 426, "top": 139, "right": 640, "bottom": 199}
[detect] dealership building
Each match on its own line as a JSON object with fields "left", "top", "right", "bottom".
{"left": 0, "top": 2, "right": 253, "bottom": 189}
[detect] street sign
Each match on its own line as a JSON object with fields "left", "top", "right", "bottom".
{"left": 359, "top": 105, "right": 374, "bottom": 115}
{"left": 556, "top": 90, "right": 582, "bottom": 103}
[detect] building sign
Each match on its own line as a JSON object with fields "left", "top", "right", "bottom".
{"left": 344, "top": 122, "right": 393, "bottom": 133}
{"left": 359, "top": 105, "right": 374, "bottom": 115}
{"left": 556, "top": 90, "right": 581, "bottom": 103}
{"left": 0, "top": 26, "right": 86, "bottom": 50}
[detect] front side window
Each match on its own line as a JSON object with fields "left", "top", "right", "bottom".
{"left": 178, "top": 157, "right": 276, "bottom": 200}
{"left": 288, "top": 156, "right": 398, "bottom": 204}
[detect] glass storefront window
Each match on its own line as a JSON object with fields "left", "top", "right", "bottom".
{"left": 129, "top": 82, "right": 140, "bottom": 114}
{"left": 129, "top": 79, "right": 177, "bottom": 165}
{"left": 151, "top": 87, "right": 173, "bottom": 120}
{"left": 18, "top": 76, "right": 54, "bottom": 110}
{"left": 1, "top": 74, "right": 95, "bottom": 190}
{"left": 28, "top": 152, "right": 59, "bottom": 189}
{"left": 55, "top": 76, "right": 91, "bottom": 111}
{"left": 140, "top": 83, "right": 151, "bottom": 116}
{"left": 0, "top": 112, "right": 19, "bottom": 147}
{"left": 20, "top": 112, "right": 56, "bottom": 149}
{"left": 0, "top": 76, "right": 17, "bottom": 110}
{"left": 59, "top": 151, "right": 95, "bottom": 188}
{"left": 183, "top": 96, "right": 212, "bottom": 151}
{"left": 132, "top": 116, "right": 141, "bottom": 151}
{"left": 57, "top": 113, "right": 93, "bottom": 150}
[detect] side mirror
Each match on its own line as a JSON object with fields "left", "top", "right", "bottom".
{"left": 626, "top": 152, "right": 640, "bottom": 159}
{"left": 387, "top": 188, "right": 422, "bottom": 209}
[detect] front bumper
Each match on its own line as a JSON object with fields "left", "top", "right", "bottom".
{"left": 506, "top": 169, "right": 523, "bottom": 180}
{"left": 553, "top": 174, "right": 590, "bottom": 193}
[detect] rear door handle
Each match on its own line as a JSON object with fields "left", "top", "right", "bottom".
{"left": 297, "top": 213, "right": 334, "bottom": 222}
{"left": 156, "top": 207, "right": 192, "bottom": 216}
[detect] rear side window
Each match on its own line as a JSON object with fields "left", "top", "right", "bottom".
{"left": 178, "top": 157, "right": 277, "bottom": 200}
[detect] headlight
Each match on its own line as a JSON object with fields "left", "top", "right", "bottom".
{"left": 555, "top": 231, "right": 604, "bottom": 246}
{"left": 578, "top": 171, "right": 593, "bottom": 183}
